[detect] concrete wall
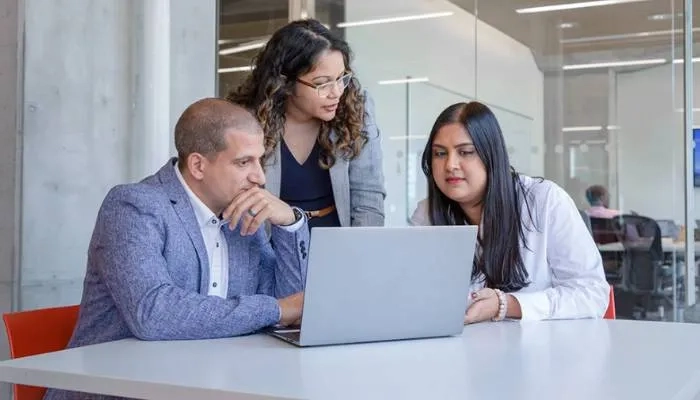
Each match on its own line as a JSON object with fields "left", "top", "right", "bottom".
{"left": 170, "top": 1, "right": 218, "bottom": 142}
{"left": 0, "top": 2, "right": 213, "bottom": 396}
{"left": 20, "top": 0, "right": 133, "bottom": 310}
{"left": 0, "top": 6, "right": 21, "bottom": 400}
{"left": 0, "top": 7, "right": 20, "bottom": 400}
{"left": 19, "top": 0, "right": 217, "bottom": 311}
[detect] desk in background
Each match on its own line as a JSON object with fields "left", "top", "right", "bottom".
{"left": 597, "top": 239, "right": 700, "bottom": 253}
{"left": 1, "top": 320, "right": 700, "bottom": 399}
{"left": 598, "top": 239, "right": 700, "bottom": 321}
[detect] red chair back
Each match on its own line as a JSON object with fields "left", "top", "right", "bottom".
{"left": 3, "top": 305, "right": 80, "bottom": 400}
{"left": 603, "top": 285, "right": 616, "bottom": 319}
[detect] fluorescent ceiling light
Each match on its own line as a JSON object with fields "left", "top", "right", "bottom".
{"left": 378, "top": 77, "right": 429, "bottom": 85}
{"left": 563, "top": 58, "right": 666, "bottom": 70}
{"left": 563, "top": 126, "right": 603, "bottom": 132}
{"left": 672, "top": 58, "right": 700, "bottom": 64}
{"left": 564, "top": 125, "right": 619, "bottom": 132}
{"left": 219, "top": 40, "right": 266, "bottom": 56}
{"left": 571, "top": 139, "right": 607, "bottom": 145}
{"left": 516, "top": 0, "right": 648, "bottom": 14}
{"left": 389, "top": 135, "right": 429, "bottom": 140}
{"left": 337, "top": 12, "right": 453, "bottom": 28}
{"left": 562, "top": 28, "right": 700, "bottom": 45}
{"left": 218, "top": 66, "right": 253, "bottom": 74}
{"left": 648, "top": 13, "right": 681, "bottom": 21}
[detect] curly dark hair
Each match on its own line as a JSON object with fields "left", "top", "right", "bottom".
{"left": 226, "top": 19, "right": 367, "bottom": 169}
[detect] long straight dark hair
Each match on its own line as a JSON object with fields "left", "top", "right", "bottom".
{"left": 421, "top": 102, "right": 535, "bottom": 292}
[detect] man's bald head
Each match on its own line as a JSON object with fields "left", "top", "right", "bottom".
{"left": 174, "top": 98, "right": 262, "bottom": 163}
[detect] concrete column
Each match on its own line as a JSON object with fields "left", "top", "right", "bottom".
{"left": 18, "top": 0, "right": 218, "bottom": 311}
{"left": 20, "top": 0, "right": 133, "bottom": 310}
{"left": 169, "top": 0, "right": 217, "bottom": 142}
{"left": 131, "top": 0, "right": 218, "bottom": 177}
{"left": 129, "top": 0, "right": 171, "bottom": 182}
{"left": 0, "top": 2, "right": 214, "bottom": 395}
{"left": 141, "top": 0, "right": 171, "bottom": 178}
{"left": 0, "top": 5, "right": 22, "bottom": 400}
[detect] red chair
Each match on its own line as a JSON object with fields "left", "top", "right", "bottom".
{"left": 603, "top": 285, "right": 616, "bottom": 319}
{"left": 3, "top": 305, "right": 80, "bottom": 400}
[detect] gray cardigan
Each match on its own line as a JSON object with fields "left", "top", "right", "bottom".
{"left": 265, "top": 90, "right": 386, "bottom": 227}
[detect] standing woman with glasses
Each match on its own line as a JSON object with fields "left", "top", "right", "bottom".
{"left": 227, "top": 19, "right": 385, "bottom": 229}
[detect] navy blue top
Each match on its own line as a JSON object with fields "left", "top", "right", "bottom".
{"left": 279, "top": 139, "right": 340, "bottom": 229}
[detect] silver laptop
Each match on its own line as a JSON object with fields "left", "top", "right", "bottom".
{"left": 266, "top": 225, "right": 478, "bottom": 347}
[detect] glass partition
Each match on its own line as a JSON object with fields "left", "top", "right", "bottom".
{"left": 217, "top": 0, "right": 290, "bottom": 95}
{"left": 214, "top": 0, "right": 699, "bottom": 322}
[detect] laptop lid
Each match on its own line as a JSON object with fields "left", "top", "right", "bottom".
{"left": 296, "top": 225, "right": 477, "bottom": 346}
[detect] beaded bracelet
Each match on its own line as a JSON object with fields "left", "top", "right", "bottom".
{"left": 492, "top": 289, "right": 507, "bottom": 321}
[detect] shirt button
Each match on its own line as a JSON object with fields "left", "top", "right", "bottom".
{"left": 216, "top": 242, "right": 219, "bottom": 248}
{"left": 211, "top": 219, "right": 217, "bottom": 225}
{"left": 212, "top": 282, "right": 218, "bottom": 288}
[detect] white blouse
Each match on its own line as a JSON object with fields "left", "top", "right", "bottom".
{"left": 410, "top": 175, "right": 609, "bottom": 321}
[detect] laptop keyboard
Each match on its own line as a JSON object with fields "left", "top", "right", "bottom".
{"left": 279, "top": 330, "right": 300, "bottom": 342}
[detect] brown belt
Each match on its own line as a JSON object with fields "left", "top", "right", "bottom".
{"left": 304, "top": 205, "right": 336, "bottom": 219}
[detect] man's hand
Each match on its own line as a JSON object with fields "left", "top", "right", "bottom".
{"left": 222, "top": 187, "right": 296, "bottom": 235}
{"left": 464, "top": 288, "right": 499, "bottom": 324}
{"left": 278, "top": 292, "right": 304, "bottom": 326}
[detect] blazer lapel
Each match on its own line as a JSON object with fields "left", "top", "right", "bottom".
{"left": 329, "top": 128, "right": 351, "bottom": 226}
{"left": 264, "top": 145, "right": 282, "bottom": 197}
{"left": 158, "top": 158, "right": 210, "bottom": 294}
{"left": 330, "top": 158, "right": 350, "bottom": 226}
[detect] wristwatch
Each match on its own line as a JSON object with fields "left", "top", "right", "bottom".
{"left": 282, "top": 207, "right": 304, "bottom": 226}
{"left": 292, "top": 207, "right": 304, "bottom": 222}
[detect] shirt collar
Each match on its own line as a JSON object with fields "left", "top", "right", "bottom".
{"left": 173, "top": 162, "right": 220, "bottom": 229}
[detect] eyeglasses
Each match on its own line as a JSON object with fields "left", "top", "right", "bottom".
{"left": 296, "top": 72, "right": 353, "bottom": 98}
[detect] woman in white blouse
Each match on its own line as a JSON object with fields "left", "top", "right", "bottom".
{"left": 411, "top": 101, "right": 608, "bottom": 323}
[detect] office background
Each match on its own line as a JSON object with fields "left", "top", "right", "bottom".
{"left": 1, "top": 0, "right": 699, "bottom": 394}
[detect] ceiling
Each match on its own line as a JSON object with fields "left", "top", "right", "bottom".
{"left": 218, "top": 0, "right": 700, "bottom": 76}
{"left": 217, "top": 0, "right": 340, "bottom": 94}
{"left": 460, "top": 0, "right": 698, "bottom": 69}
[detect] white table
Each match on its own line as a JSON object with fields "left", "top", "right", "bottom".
{"left": 2, "top": 320, "right": 700, "bottom": 400}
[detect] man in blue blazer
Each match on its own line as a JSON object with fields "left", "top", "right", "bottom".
{"left": 46, "top": 97, "right": 309, "bottom": 399}
{"left": 58, "top": 97, "right": 308, "bottom": 348}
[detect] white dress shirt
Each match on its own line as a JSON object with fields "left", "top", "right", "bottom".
{"left": 410, "top": 175, "right": 609, "bottom": 321}
{"left": 174, "top": 164, "right": 304, "bottom": 298}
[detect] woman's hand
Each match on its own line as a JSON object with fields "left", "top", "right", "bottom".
{"left": 464, "top": 288, "right": 500, "bottom": 324}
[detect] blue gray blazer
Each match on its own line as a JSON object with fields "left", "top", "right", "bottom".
{"left": 60, "top": 159, "right": 309, "bottom": 346}
{"left": 265, "top": 90, "right": 386, "bottom": 227}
